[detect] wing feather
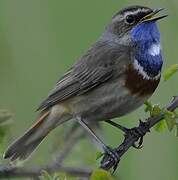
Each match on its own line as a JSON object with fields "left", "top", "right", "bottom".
{"left": 37, "top": 42, "right": 129, "bottom": 111}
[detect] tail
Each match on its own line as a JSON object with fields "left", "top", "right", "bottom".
{"left": 4, "top": 108, "right": 70, "bottom": 161}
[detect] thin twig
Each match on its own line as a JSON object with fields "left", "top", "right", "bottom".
{"left": 0, "top": 165, "right": 91, "bottom": 178}
{"left": 100, "top": 96, "right": 178, "bottom": 171}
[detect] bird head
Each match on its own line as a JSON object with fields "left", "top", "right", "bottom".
{"left": 106, "top": 5, "right": 167, "bottom": 42}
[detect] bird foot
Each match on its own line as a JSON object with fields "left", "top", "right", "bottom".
{"left": 124, "top": 120, "right": 150, "bottom": 149}
{"left": 103, "top": 146, "right": 120, "bottom": 172}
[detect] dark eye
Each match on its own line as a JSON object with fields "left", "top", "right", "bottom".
{"left": 125, "top": 15, "right": 135, "bottom": 24}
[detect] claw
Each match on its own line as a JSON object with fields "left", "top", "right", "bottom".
{"left": 113, "top": 163, "right": 119, "bottom": 173}
{"left": 124, "top": 120, "right": 150, "bottom": 149}
{"left": 105, "top": 119, "right": 150, "bottom": 153}
{"left": 103, "top": 146, "right": 120, "bottom": 171}
{"left": 132, "top": 139, "right": 143, "bottom": 149}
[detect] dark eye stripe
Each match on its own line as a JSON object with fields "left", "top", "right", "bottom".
{"left": 123, "top": 10, "right": 153, "bottom": 25}
{"left": 135, "top": 11, "right": 152, "bottom": 20}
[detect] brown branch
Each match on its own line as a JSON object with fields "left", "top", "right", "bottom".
{"left": 0, "top": 164, "right": 91, "bottom": 178}
{"left": 100, "top": 96, "right": 178, "bottom": 171}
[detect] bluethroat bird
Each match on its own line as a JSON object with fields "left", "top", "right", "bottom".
{"left": 4, "top": 5, "right": 167, "bottom": 164}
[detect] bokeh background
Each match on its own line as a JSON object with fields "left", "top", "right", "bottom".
{"left": 0, "top": 0, "right": 178, "bottom": 179}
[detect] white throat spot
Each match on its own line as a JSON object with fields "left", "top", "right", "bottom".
{"left": 133, "top": 59, "right": 160, "bottom": 80}
{"left": 148, "top": 43, "right": 161, "bottom": 56}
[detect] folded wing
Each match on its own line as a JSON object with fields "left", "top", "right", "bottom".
{"left": 37, "top": 42, "right": 128, "bottom": 111}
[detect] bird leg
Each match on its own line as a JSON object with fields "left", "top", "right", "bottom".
{"left": 105, "top": 120, "right": 129, "bottom": 134}
{"left": 105, "top": 120, "right": 150, "bottom": 149}
{"left": 76, "top": 117, "right": 120, "bottom": 168}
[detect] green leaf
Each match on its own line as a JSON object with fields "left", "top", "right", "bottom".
{"left": 96, "top": 151, "right": 104, "bottom": 160}
{"left": 144, "top": 101, "right": 153, "bottom": 113}
{"left": 39, "top": 171, "right": 67, "bottom": 180}
{"left": 154, "top": 120, "right": 167, "bottom": 132}
{"left": 165, "top": 111, "right": 176, "bottom": 131}
{"left": 151, "top": 105, "right": 162, "bottom": 117}
{"left": 163, "top": 64, "right": 178, "bottom": 81}
{"left": 39, "top": 171, "right": 54, "bottom": 180}
{"left": 163, "top": 110, "right": 177, "bottom": 131}
{"left": 144, "top": 102, "right": 162, "bottom": 117}
{"left": 174, "top": 110, "right": 178, "bottom": 119}
{"left": 53, "top": 172, "right": 66, "bottom": 180}
{"left": 90, "top": 169, "right": 113, "bottom": 180}
{"left": 165, "top": 118, "right": 175, "bottom": 131}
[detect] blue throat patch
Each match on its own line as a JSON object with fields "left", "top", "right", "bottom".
{"left": 131, "top": 21, "right": 163, "bottom": 77}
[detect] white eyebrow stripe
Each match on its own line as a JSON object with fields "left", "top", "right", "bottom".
{"left": 148, "top": 43, "right": 161, "bottom": 56}
{"left": 123, "top": 8, "right": 147, "bottom": 18}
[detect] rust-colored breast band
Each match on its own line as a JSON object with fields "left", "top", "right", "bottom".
{"left": 125, "top": 64, "right": 160, "bottom": 96}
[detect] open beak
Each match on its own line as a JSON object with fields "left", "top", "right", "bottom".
{"left": 140, "top": 8, "right": 168, "bottom": 23}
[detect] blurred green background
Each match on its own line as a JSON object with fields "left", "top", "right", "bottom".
{"left": 0, "top": 0, "right": 178, "bottom": 179}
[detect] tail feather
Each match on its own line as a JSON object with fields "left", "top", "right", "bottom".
{"left": 4, "top": 111, "right": 50, "bottom": 161}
